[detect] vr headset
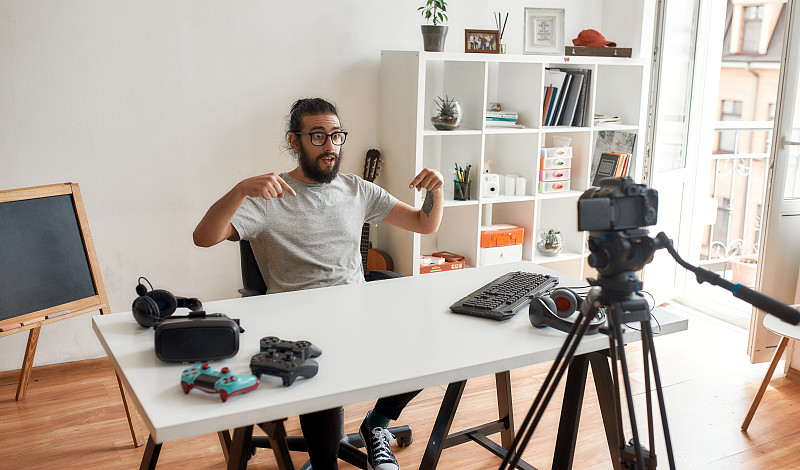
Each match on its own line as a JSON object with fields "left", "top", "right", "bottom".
{"left": 132, "top": 277, "right": 243, "bottom": 363}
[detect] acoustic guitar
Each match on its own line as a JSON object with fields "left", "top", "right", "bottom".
{"left": 361, "top": 149, "right": 395, "bottom": 273}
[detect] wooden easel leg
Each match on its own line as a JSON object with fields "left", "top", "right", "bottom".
{"left": 742, "top": 336, "right": 790, "bottom": 431}
{"left": 15, "top": 326, "right": 41, "bottom": 401}
{"left": 116, "top": 374, "right": 148, "bottom": 447}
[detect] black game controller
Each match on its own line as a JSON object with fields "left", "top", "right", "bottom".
{"left": 250, "top": 353, "right": 319, "bottom": 386}
{"left": 250, "top": 337, "right": 323, "bottom": 386}
{"left": 259, "top": 336, "right": 322, "bottom": 361}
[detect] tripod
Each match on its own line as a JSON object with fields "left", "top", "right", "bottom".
{"left": 500, "top": 231, "right": 676, "bottom": 470}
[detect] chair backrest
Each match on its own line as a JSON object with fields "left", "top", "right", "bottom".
{"left": 239, "top": 240, "right": 267, "bottom": 296}
{"left": 238, "top": 240, "right": 401, "bottom": 297}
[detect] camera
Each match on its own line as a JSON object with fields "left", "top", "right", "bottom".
{"left": 577, "top": 177, "right": 658, "bottom": 232}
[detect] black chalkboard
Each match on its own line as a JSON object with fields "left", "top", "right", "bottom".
{"left": 0, "top": 194, "right": 97, "bottom": 320}
{"left": 0, "top": 183, "right": 109, "bottom": 332}
{"left": 0, "top": 183, "right": 118, "bottom": 405}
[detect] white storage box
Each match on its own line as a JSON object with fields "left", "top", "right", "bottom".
{"left": 540, "top": 155, "right": 572, "bottom": 170}
{"left": 540, "top": 147, "right": 572, "bottom": 158}
{"left": 479, "top": 244, "right": 523, "bottom": 266}
{"left": 538, "top": 181, "right": 571, "bottom": 193}
{"left": 539, "top": 169, "right": 571, "bottom": 181}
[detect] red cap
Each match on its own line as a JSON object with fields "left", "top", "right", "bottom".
{"left": 572, "top": 29, "right": 616, "bottom": 47}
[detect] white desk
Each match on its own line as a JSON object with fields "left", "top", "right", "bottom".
{"left": 93, "top": 261, "right": 687, "bottom": 469}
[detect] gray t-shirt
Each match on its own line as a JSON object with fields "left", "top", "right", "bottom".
{"left": 231, "top": 172, "right": 398, "bottom": 294}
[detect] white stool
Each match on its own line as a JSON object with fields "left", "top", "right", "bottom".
{"left": 741, "top": 313, "right": 800, "bottom": 431}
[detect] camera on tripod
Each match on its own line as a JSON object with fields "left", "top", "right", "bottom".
{"left": 578, "top": 177, "right": 658, "bottom": 232}
{"left": 577, "top": 178, "right": 661, "bottom": 282}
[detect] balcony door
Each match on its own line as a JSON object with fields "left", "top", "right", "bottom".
{"left": 749, "top": 0, "right": 800, "bottom": 363}
{"left": 641, "top": 0, "right": 712, "bottom": 304}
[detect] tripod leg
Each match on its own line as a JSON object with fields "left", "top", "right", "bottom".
{"left": 642, "top": 321, "right": 676, "bottom": 470}
{"left": 642, "top": 331, "right": 656, "bottom": 461}
{"left": 608, "top": 318, "right": 645, "bottom": 469}
{"left": 499, "top": 303, "right": 599, "bottom": 470}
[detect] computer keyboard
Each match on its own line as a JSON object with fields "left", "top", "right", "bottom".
{"left": 450, "top": 271, "right": 559, "bottom": 321}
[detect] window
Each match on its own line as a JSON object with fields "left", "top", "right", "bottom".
{"left": 742, "top": 5, "right": 763, "bottom": 53}
{"left": 718, "top": 99, "right": 743, "bottom": 153}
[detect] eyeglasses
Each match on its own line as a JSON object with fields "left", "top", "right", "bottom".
{"left": 294, "top": 131, "right": 348, "bottom": 146}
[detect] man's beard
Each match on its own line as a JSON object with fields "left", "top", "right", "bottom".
{"left": 298, "top": 145, "right": 342, "bottom": 184}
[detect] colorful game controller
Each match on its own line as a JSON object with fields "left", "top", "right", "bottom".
{"left": 250, "top": 337, "right": 322, "bottom": 386}
{"left": 180, "top": 363, "right": 259, "bottom": 402}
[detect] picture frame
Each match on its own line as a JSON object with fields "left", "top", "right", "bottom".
{"left": 465, "top": 29, "right": 500, "bottom": 54}
{"left": 523, "top": 8, "right": 565, "bottom": 55}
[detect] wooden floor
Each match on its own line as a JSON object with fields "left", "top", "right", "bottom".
{"left": 3, "top": 304, "right": 800, "bottom": 470}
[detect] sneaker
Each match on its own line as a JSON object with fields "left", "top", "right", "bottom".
{"left": 359, "top": 422, "right": 400, "bottom": 470}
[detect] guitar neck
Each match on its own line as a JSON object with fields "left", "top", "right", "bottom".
{"left": 360, "top": 222, "right": 370, "bottom": 272}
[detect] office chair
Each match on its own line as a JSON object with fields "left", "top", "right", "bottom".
{"left": 236, "top": 240, "right": 412, "bottom": 469}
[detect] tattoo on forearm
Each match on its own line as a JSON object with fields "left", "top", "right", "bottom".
{"left": 422, "top": 190, "right": 434, "bottom": 217}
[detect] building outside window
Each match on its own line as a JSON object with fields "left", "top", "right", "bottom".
{"left": 718, "top": 99, "right": 743, "bottom": 153}
{"left": 742, "top": 5, "right": 763, "bottom": 53}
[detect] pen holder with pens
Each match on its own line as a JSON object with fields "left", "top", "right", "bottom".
{"left": 454, "top": 180, "right": 471, "bottom": 201}
{"left": 453, "top": 163, "right": 472, "bottom": 201}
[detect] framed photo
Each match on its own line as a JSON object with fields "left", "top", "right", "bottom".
{"left": 523, "top": 8, "right": 565, "bottom": 55}
{"left": 465, "top": 29, "right": 500, "bottom": 54}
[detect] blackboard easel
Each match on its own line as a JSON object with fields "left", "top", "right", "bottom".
{"left": 0, "top": 183, "right": 146, "bottom": 446}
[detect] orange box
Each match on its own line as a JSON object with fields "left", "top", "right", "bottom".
{"left": 480, "top": 224, "right": 524, "bottom": 248}
{"left": 420, "top": 261, "right": 465, "bottom": 274}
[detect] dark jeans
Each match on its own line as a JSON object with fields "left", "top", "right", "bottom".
{"left": 298, "top": 390, "right": 420, "bottom": 470}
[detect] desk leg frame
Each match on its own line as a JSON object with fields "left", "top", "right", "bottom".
{"left": 552, "top": 351, "right": 621, "bottom": 470}
{"left": 421, "top": 371, "right": 534, "bottom": 470}
{"left": 227, "top": 425, "right": 255, "bottom": 470}
{"left": 139, "top": 436, "right": 162, "bottom": 470}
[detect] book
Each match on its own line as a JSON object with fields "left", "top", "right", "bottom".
{"left": 557, "top": 71, "right": 584, "bottom": 126}
{"left": 486, "top": 121, "right": 525, "bottom": 128}
{"left": 612, "top": 152, "right": 631, "bottom": 177}
{"left": 592, "top": 153, "right": 621, "bottom": 186}
{"left": 551, "top": 72, "right": 573, "bottom": 126}
{"left": 594, "top": 114, "right": 622, "bottom": 125}
{"left": 486, "top": 110, "right": 522, "bottom": 128}
{"left": 619, "top": 153, "right": 630, "bottom": 177}
{"left": 486, "top": 111, "right": 518, "bottom": 118}
{"left": 571, "top": 68, "right": 591, "bottom": 127}
{"left": 542, "top": 85, "right": 554, "bottom": 126}
{"left": 545, "top": 87, "right": 559, "bottom": 126}
{"left": 590, "top": 130, "right": 637, "bottom": 186}
{"left": 543, "top": 69, "right": 567, "bottom": 126}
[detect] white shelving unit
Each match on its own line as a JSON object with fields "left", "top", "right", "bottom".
{"left": 377, "top": 50, "right": 649, "bottom": 279}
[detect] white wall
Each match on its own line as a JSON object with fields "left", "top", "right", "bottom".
{"left": 0, "top": 1, "right": 631, "bottom": 371}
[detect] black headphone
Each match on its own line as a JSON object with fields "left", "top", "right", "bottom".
{"left": 132, "top": 277, "right": 203, "bottom": 328}
{"left": 529, "top": 287, "right": 605, "bottom": 335}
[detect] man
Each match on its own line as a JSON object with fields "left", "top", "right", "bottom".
{"left": 193, "top": 97, "right": 443, "bottom": 470}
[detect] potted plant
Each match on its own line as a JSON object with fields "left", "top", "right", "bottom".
{"left": 431, "top": 95, "right": 462, "bottom": 130}
{"left": 731, "top": 255, "right": 758, "bottom": 287}
{"left": 419, "top": 0, "right": 448, "bottom": 52}
{"left": 536, "top": 229, "right": 564, "bottom": 256}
